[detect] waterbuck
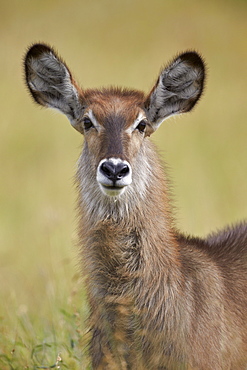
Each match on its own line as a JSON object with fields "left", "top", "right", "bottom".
{"left": 24, "top": 43, "right": 247, "bottom": 369}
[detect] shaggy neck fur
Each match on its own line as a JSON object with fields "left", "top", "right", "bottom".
{"left": 77, "top": 139, "right": 186, "bottom": 367}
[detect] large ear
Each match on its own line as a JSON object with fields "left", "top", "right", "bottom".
{"left": 144, "top": 52, "right": 205, "bottom": 131}
{"left": 24, "top": 43, "right": 84, "bottom": 132}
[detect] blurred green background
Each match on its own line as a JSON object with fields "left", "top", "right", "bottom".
{"left": 0, "top": 0, "right": 247, "bottom": 368}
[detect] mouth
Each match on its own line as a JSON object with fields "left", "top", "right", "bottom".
{"left": 100, "top": 184, "right": 126, "bottom": 196}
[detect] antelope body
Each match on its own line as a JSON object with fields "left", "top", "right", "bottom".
{"left": 24, "top": 44, "right": 247, "bottom": 369}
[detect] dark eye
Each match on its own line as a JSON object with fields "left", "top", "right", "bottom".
{"left": 136, "top": 120, "right": 147, "bottom": 133}
{"left": 83, "top": 117, "right": 94, "bottom": 131}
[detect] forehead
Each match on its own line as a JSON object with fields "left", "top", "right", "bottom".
{"left": 83, "top": 88, "right": 145, "bottom": 126}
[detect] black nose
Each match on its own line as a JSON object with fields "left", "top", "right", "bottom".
{"left": 100, "top": 161, "right": 130, "bottom": 183}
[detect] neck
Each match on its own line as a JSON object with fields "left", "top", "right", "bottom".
{"left": 77, "top": 140, "right": 185, "bottom": 363}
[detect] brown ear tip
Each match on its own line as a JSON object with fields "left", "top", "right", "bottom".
{"left": 25, "top": 43, "right": 54, "bottom": 61}
{"left": 179, "top": 51, "right": 205, "bottom": 72}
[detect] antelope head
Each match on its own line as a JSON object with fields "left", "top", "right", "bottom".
{"left": 24, "top": 44, "right": 205, "bottom": 197}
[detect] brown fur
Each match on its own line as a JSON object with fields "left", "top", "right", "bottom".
{"left": 24, "top": 44, "right": 247, "bottom": 369}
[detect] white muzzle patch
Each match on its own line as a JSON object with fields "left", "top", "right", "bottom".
{"left": 97, "top": 158, "right": 132, "bottom": 196}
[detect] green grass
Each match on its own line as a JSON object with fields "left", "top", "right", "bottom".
{"left": 0, "top": 0, "right": 247, "bottom": 368}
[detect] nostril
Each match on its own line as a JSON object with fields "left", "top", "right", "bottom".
{"left": 101, "top": 162, "right": 115, "bottom": 179}
{"left": 117, "top": 164, "right": 129, "bottom": 179}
